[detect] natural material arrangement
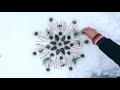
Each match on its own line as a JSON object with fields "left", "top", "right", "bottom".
{"left": 33, "top": 18, "right": 89, "bottom": 71}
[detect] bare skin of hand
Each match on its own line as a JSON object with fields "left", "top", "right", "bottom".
{"left": 82, "top": 27, "right": 99, "bottom": 40}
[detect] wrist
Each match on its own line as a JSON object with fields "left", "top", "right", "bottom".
{"left": 92, "top": 33, "right": 103, "bottom": 44}
{"left": 92, "top": 33, "right": 107, "bottom": 46}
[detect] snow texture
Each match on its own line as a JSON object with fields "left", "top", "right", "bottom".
{"left": 0, "top": 12, "right": 120, "bottom": 78}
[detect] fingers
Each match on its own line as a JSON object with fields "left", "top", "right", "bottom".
{"left": 81, "top": 27, "right": 91, "bottom": 34}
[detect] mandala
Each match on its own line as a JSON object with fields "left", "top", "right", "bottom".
{"left": 33, "top": 18, "right": 89, "bottom": 71}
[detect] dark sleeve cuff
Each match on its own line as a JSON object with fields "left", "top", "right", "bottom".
{"left": 96, "top": 37, "right": 107, "bottom": 46}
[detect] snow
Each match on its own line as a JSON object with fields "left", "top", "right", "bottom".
{"left": 0, "top": 12, "right": 120, "bottom": 78}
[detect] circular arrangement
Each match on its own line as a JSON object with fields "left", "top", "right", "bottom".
{"left": 33, "top": 18, "right": 89, "bottom": 71}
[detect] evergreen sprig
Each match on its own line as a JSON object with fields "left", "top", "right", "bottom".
{"left": 72, "top": 57, "right": 80, "bottom": 65}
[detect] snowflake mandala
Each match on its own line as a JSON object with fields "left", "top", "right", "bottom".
{"left": 33, "top": 18, "right": 89, "bottom": 71}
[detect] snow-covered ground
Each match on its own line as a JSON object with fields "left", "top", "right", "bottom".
{"left": 0, "top": 12, "right": 120, "bottom": 78}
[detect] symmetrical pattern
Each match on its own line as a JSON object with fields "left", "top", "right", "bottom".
{"left": 33, "top": 18, "right": 89, "bottom": 71}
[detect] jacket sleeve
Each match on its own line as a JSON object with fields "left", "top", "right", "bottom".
{"left": 98, "top": 38, "right": 120, "bottom": 66}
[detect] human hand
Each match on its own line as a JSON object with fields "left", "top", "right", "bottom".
{"left": 82, "top": 27, "right": 99, "bottom": 40}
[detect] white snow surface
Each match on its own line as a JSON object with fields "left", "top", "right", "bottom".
{"left": 0, "top": 12, "right": 120, "bottom": 78}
